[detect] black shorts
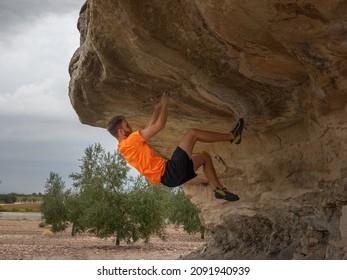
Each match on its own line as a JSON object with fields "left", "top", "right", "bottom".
{"left": 161, "top": 146, "right": 197, "bottom": 188}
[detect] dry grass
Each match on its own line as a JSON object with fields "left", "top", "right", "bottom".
{"left": 0, "top": 202, "right": 41, "bottom": 212}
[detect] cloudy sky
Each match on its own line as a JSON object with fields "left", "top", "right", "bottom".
{"left": 0, "top": 0, "right": 127, "bottom": 194}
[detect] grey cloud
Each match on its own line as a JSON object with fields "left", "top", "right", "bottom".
{"left": 0, "top": 0, "right": 127, "bottom": 195}
{"left": 0, "top": 115, "right": 116, "bottom": 193}
{"left": 0, "top": 0, "right": 84, "bottom": 37}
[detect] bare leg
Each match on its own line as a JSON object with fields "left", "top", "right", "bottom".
{"left": 178, "top": 128, "right": 233, "bottom": 189}
{"left": 192, "top": 153, "right": 222, "bottom": 189}
{"left": 178, "top": 127, "right": 241, "bottom": 202}
{"left": 178, "top": 128, "right": 233, "bottom": 157}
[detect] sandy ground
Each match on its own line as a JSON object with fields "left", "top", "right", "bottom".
{"left": 0, "top": 220, "right": 206, "bottom": 260}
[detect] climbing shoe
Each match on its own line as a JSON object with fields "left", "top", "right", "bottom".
{"left": 214, "top": 188, "right": 240, "bottom": 202}
{"left": 231, "top": 118, "right": 244, "bottom": 144}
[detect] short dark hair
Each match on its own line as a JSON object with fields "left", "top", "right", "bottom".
{"left": 107, "top": 115, "right": 125, "bottom": 138}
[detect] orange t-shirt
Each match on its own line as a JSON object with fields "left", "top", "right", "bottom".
{"left": 118, "top": 131, "right": 167, "bottom": 186}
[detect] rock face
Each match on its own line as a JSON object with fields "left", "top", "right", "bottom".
{"left": 69, "top": 0, "right": 347, "bottom": 259}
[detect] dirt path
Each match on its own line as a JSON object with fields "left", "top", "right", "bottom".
{"left": 0, "top": 220, "right": 206, "bottom": 260}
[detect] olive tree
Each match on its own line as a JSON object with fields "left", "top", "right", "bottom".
{"left": 41, "top": 172, "right": 69, "bottom": 232}
{"left": 128, "top": 176, "right": 172, "bottom": 243}
{"left": 69, "top": 143, "right": 131, "bottom": 244}
{"left": 169, "top": 188, "right": 205, "bottom": 239}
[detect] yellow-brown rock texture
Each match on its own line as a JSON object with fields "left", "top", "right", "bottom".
{"left": 69, "top": 0, "right": 347, "bottom": 259}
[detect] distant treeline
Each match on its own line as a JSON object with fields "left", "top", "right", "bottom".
{"left": 0, "top": 193, "right": 43, "bottom": 204}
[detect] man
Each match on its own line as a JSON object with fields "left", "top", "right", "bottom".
{"left": 107, "top": 90, "right": 244, "bottom": 201}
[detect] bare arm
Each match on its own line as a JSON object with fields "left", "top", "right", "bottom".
{"left": 146, "top": 103, "right": 161, "bottom": 128}
{"left": 140, "top": 91, "right": 170, "bottom": 141}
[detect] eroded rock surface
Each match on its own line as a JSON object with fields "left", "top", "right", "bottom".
{"left": 69, "top": 0, "right": 347, "bottom": 259}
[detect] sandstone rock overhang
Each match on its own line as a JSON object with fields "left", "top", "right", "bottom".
{"left": 69, "top": 0, "right": 347, "bottom": 259}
